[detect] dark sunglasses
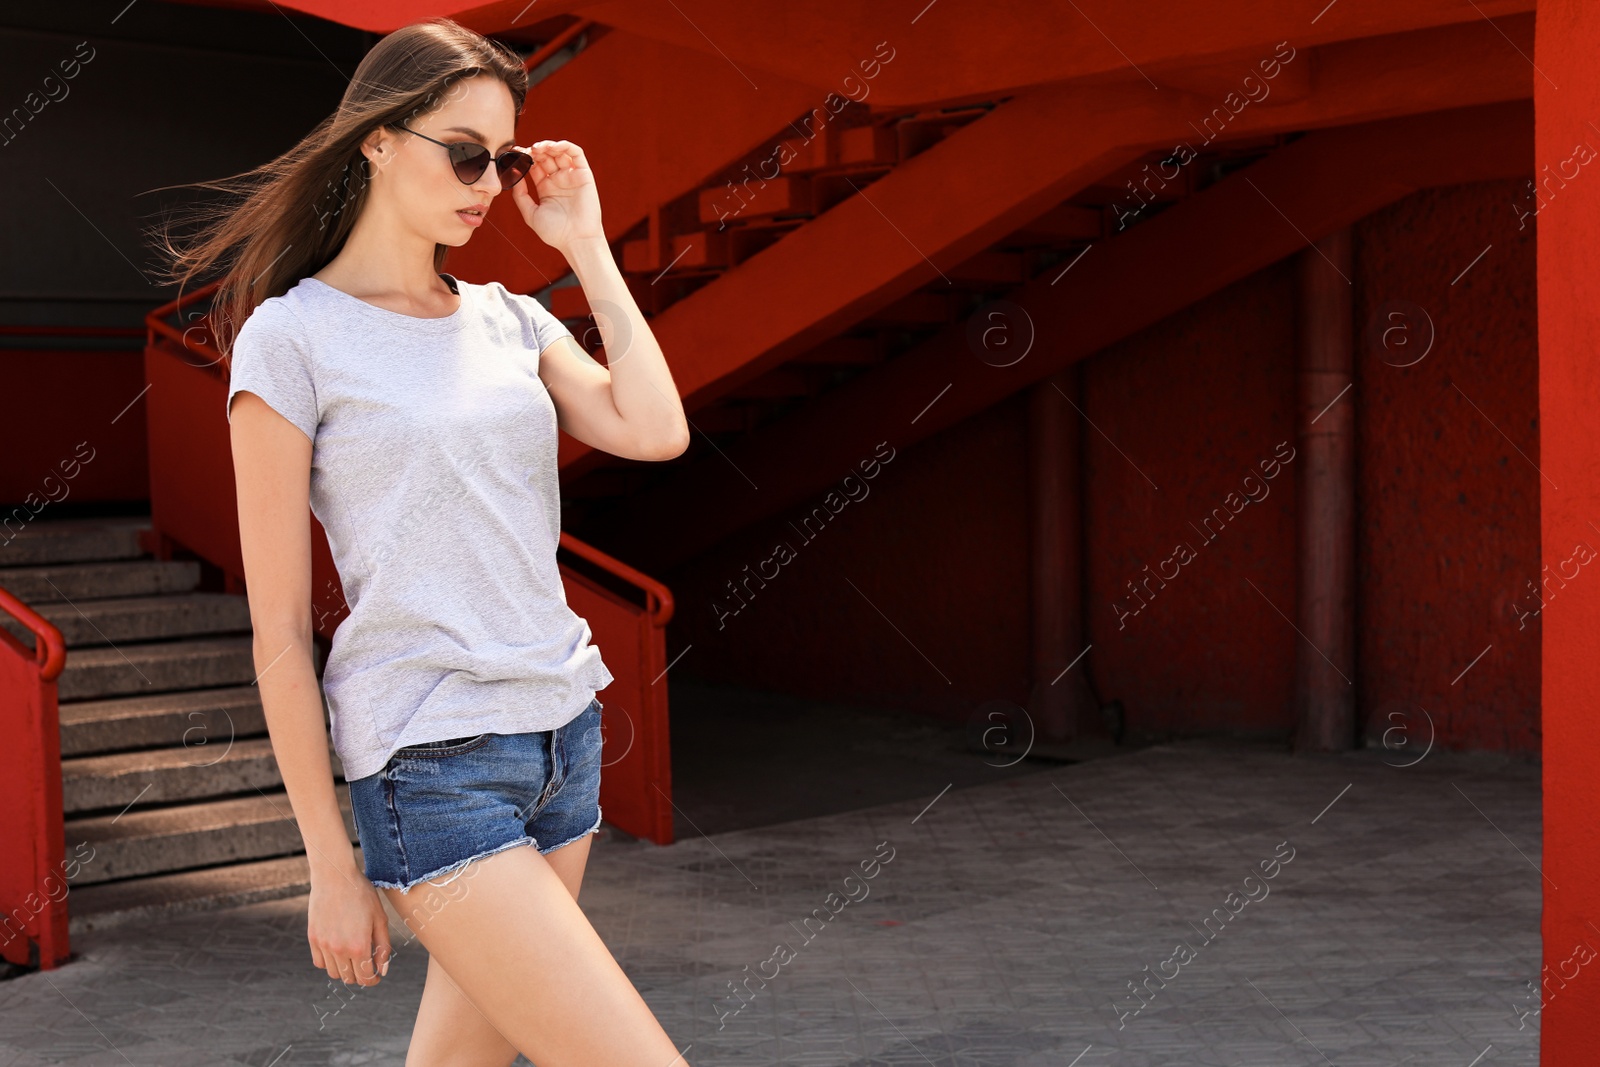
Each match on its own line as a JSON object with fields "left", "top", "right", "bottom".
{"left": 392, "top": 123, "right": 534, "bottom": 188}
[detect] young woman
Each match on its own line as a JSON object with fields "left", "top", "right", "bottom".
{"left": 158, "top": 17, "right": 691, "bottom": 1066}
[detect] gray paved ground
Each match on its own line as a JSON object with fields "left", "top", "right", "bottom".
{"left": 0, "top": 737, "right": 1541, "bottom": 1066}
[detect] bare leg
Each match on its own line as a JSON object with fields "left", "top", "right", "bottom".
{"left": 403, "top": 837, "right": 598, "bottom": 1067}
{"left": 389, "top": 838, "right": 684, "bottom": 1067}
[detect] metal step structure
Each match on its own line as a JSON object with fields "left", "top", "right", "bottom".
{"left": 0, "top": 516, "right": 352, "bottom": 936}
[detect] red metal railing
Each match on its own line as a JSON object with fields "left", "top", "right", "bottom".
{"left": 144, "top": 280, "right": 677, "bottom": 844}
{"left": 0, "top": 319, "right": 142, "bottom": 971}
{"left": 558, "top": 534, "right": 676, "bottom": 845}
{"left": 0, "top": 582, "right": 69, "bottom": 970}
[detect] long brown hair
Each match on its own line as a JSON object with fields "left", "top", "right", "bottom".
{"left": 148, "top": 17, "right": 528, "bottom": 357}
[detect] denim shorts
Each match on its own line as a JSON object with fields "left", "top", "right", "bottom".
{"left": 347, "top": 697, "right": 604, "bottom": 892}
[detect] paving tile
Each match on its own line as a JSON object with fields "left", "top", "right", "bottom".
{"left": 0, "top": 739, "right": 1543, "bottom": 1066}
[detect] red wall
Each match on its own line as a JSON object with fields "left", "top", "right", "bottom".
{"left": 1352, "top": 178, "right": 1539, "bottom": 754}
{"left": 1082, "top": 259, "right": 1299, "bottom": 740}
{"left": 666, "top": 176, "right": 1540, "bottom": 753}
{"left": 0, "top": 350, "right": 148, "bottom": 510}
{"left": 664, "top": 398, "right": 1033, "bottom": 724}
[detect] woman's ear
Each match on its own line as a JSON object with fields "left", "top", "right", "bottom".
{"left": 359, "top": 126, "right": 393, "bottom": 173}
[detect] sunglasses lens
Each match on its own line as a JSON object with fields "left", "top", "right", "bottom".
{"left": 498, "top": 151, "right": 533, "bottom": 187}
{"left": 448, "top": 143, "right": 492, "bottom": 184}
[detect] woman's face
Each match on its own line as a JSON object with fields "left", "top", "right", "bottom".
{"left": 361, "top": 73, "right": 522, "bottom": 247}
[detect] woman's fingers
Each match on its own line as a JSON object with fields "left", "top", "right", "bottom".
{"left": 372, "top": 916, "right": 393, "bottom": 978}
{"left": 531, "top": 150, "right": 561, "bottom": 178}
{"left": 313, "top": 943, "right": 340, "bottom": 982}
{"left": 540, "top": 138, "right": 582, "bottom": 160}
{"left": 348, "top": 954, "right": 376, "bottom": 985}
{"left": 306, "top": 883, "right": 393, "bottom": 987}
{"left": 347, "top": 947, "right": 384, "bottom": 986}
{"left": 315, "top": 941, "right": 383, "bottom": 986}
{"left": 525, "top": 140, "right": 582, "bottom": 177}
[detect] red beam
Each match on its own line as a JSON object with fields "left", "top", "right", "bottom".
{"left": 262, "top": 0, "right": 1529, "bottom": 110}
{"left": 537, "top": 0, "right": 1532, "bottom": 107}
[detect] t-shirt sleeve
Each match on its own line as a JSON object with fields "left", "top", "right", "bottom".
{"left": 503, "top": 285, "right": 575, "bottom": 357}
{"left": 226, "top": 298, "right": 319, "bottom": 444}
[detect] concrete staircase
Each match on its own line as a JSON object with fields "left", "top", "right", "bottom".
{"left": 0, "top": 515, "right": 358, "bottom": 935}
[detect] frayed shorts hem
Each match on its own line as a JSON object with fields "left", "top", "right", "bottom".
{"left": 367, "top": 805, "right": 603, "bottom": 893}
{"left": 370, "top": 835, "right": 537, "bottom": 894}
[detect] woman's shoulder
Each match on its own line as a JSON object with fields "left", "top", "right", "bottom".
{"left": 470, "top": 277, "right": 548, "bottom": 314}
{"left": 232, "top": 282, "right": 316, "bottom": 361}
{"left": 245, "top": 279, "right": 315, "bottom": 325}
{"left": 470, "top": 278, "right": 570, "bottom": 341}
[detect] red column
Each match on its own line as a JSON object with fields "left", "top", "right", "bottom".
{"left": 1536, "top": 1, "right": 1600, "bottom": 1055}
{"left": 1292, "top": 229, "right": 1356, "bottom": 751}
{"left": 1028, "top": 367, "right": 1099, "bottom": 743}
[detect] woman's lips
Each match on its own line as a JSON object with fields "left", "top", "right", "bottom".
{"left": 456, "top": 207, "right": 485, "bottom": 227}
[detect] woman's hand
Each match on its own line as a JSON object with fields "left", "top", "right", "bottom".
{"left": 509, "top": 140, "right": 604, "bottom": 254}
{"left": 308, "top": 868, "right": 393, "bottom": 987}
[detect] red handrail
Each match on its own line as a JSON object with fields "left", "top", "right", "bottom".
{"left": 147, "top": 279, "right": 220, "bottom": 328}
{"left": 0, "top": 584, "right": 69, "bottom": 970}
{"left": 0, "top": 586, "right": 67, "bottom": 680}
{"left": 146, "top": 281, "right": 225, "bottom": 372}
{"left": 559, "top": 531, "right": 676, "bottom": 627}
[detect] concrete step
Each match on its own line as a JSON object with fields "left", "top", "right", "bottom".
{"left": 0, "top": 558, "right": 200, "bottom": 603}
{"left": 67, "top": 850, "right": 368, "bottom": 936}
{"left": 62, "top": 736, "right": 348, "bottom": 814}
{"left": 63, "top": 737, "right": 282, "bottom": 813}
{"left": 57, "top": 635, "right": 258, "bottom": 701}
{"left": 0, "top": 515, "right": 366, "bottom": 939}
{"left": 59, "top": 686, "right": 267, "bottom": 758}
{"left": 0, "top": 516, "right": 150, "bottom": 567}
{"left": 3, "top": 591, "right": 252, "bottom": 649}
{"left": 64, "top": 786, "right": 358, "bottom": 885}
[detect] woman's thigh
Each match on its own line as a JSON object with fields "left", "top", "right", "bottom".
{"left": 383, "top": 840, "right": 687, "bottom": 1067}
{"left": 405, "top": 955, "right": 519, "bottom": 1067}
{"left": 403, "top": 835, "right": 596, "bottom": 1066}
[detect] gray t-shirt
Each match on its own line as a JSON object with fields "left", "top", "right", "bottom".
{"left": 225, "top": 271, "right": 614, "bottom": 782}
